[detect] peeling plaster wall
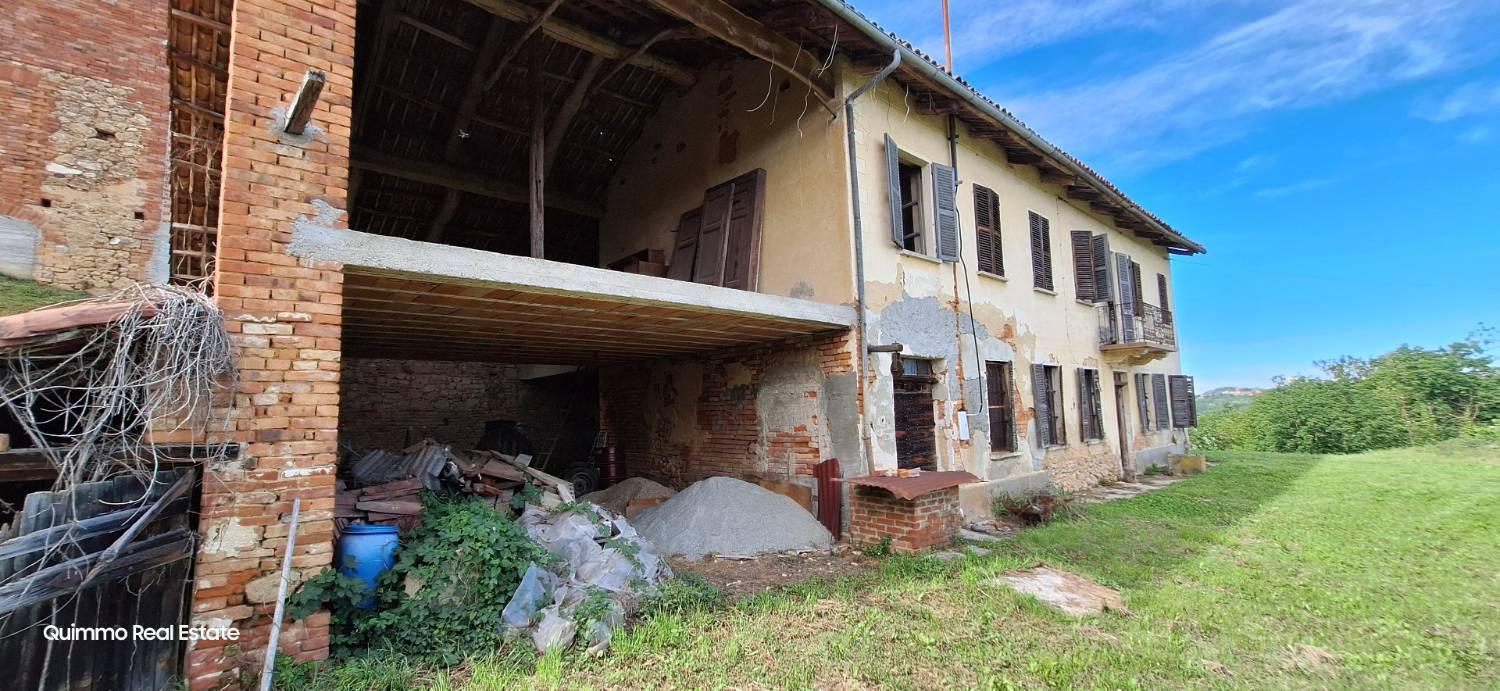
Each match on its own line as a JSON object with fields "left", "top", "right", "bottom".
{"left": 0, "top": 1, "right": 172, "bottom": 292}
{"left": 598, "top": 332, "right": 857, "bottom": 490}
{"left": 844, "top": 63, "right": 1188, "bottom": 493}
{"left": 600, "top": 59, "right": 855, "bottom": 305}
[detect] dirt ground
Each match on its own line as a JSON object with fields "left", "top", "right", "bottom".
{"left": 666, "top": 550, "right": 873, "bottom": 598}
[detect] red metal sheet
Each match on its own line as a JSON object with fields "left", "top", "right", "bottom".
{"left": 841, "top": 470, "right": 979, "bottom": 501}
{"left": 814, "top": 458, "right": 842, "bottom": 537}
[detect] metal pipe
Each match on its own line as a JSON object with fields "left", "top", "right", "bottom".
{"left": 845, "top": 48, "right": 902, "bottom": 475}
{"left": 812, "top": 0, "right": 1203, "bottom": 254}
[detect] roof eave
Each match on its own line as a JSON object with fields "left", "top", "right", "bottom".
{"left": 812, "top": 0, "right": 1206, "bottom": 256}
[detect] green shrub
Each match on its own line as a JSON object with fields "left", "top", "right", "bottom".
{"left": 638, "top": 573, "right": 725, "bottom": 618}
{"left": 289, "top": 495, "right": 544, "bottom": 664}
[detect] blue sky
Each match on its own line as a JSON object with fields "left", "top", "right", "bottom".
{"left": 856, "top": 0, "right": 1500, "bottom": 389}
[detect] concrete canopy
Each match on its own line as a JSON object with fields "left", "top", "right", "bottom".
{"left": 293, "top": 226, "right": 855, "bottom": 364}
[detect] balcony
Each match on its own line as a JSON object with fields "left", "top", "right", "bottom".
{"left": 1096, "top": 302, "right": 1176, "bottom": 365}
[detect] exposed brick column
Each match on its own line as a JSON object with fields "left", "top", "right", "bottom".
{"left": 190, "top": 0, "right": 354, "bottom": 688}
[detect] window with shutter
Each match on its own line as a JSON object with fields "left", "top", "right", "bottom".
{"left": 1032, "top": 364, "right": 1051, "bottom": 447}
{"left": 1077, "top": 368, "right": 1104, "bottom": 441}
{"left": 1169, "top": 375, "right": 1198, "bottom": 428}
{"left": 1049, "top": 366, "right": 1067, "bottom": 444}
{"left": 1136, "top": 373, "right": 1151, "bottom": 431}
{"left": 973, "top": 185, "right": 1003, "bottom": 275}
{"left": 1070, "top": 231, "right": 1095, "bottom": 301}
{"left": 1029, "top": 212, "right": 1053, "bottom": 291}
{"left": 1116, "top": 253, "right": 1137, "bottom": 342}
{"left": 986, "top": 361, "right": 1016, "bottom": 452}
{"left": 1152, "top": 373, "right": 1170, "bottom": 429}
{"left": 886, "top": 134, "right": 905, "bottom": 249}
{"left": 1158, "top": 273, "right": 1172, "bottom": 323}
{"left": 1130, "top": 261, "right": 1144, "bottom": 316}
{"left": 932, "top": 163, "right": 958, "bottom": 262}
{"left": 1091, "top": 234, "right": 1114, "bottom": 304}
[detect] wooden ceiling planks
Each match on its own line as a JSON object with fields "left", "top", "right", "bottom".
{"left": 340, "top": 269, "right": 846, "bottom": 364}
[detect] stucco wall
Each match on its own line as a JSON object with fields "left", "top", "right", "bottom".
{"left": 600, "top": 59, "right": 854, "bottom": 305}
{"left": 844, "top": 64, "right": 1188, "bottom": 495}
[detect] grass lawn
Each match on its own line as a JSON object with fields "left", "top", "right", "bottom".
{"left": 0, "top": 274, "right": 83, "bottom": 316}
{"left": 285, "top": 442, "right": 1500, "bottom": 690}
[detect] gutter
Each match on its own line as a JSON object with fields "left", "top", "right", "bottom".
{"left": 845, "top": 48, "right": 902, "bottom": 475}
{"left": 812, "top": 0, "right": 1205, "bottom": 255}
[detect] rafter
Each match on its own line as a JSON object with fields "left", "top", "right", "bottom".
{"left": 351, "top": 145, "right": 602, "bottom": 218}
{"left": 645, "top": 0, "right": 834, "bottom": 101}
{"left": 463, "top": 0, "right": 696, "bottom": 86}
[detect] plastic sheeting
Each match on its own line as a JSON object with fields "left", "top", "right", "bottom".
{"left": 501, "top": 503, "right": 672, "bottom": 654}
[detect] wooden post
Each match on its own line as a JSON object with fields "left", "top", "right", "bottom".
{"left": 529, "top": 41, "right": 546, "bottom": 259}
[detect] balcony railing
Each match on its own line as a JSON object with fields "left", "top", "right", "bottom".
{"left": 1097, "top": 302, "right": 1176, "bottom": 350}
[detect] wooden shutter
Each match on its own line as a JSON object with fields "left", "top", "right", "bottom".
{"left": 932, "top": 163, "right": 959, "bottom": 261}
{"left": 1152, "top": 373, "right": 1170, "bottom": 429}
{"left": 1131, "top": 261, "right": 1145, "bottom": 315}
{"left": 1076, "top": 368, "right": 1092, "bottom": 441}
{"left": 886, "top": 134, "right": 904, "bottom": 248}
{"left": 667, "top": 207, "right": 703, "bottom": 281}
{"left": 1030, "top": 212, "right": 1053, "bottom": 290}
{"left": 1032, "top": 364, "right": 1051, "bottom": 447}
{"left": 1091, "top": 234, "right": 1114, "bottom": 304}
{"left": 973, "top": 185, "right": 1003, "bottom": 275}
{"left": 1070, "top": 231, "right": 1095, "bottom": 301}
{"left": 1116, "top": 253, "right": 1137, "bottom": 342}
{"left": 692, "top": 183, "right": 734, "bottom": 286}
{"left": 986, "top": 362, "right": 1016, "bottom": 452}
{"left": 1158, "top": 273, "right": 1172, "bottom": 322}
{"left": 721, "top": 169, "right": 767, "bottom": 291}
{"left": 1136, "top": 373, "right": 1151, "bottom": 431}
{"left": 1169, "top": 375, "right": 1197, "bottom": 428}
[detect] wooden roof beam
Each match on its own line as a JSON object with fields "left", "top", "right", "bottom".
{"left": 464, "top": 0, "right": 696, "bottom": 86}
{"left": 645, "top": 0, "right": 834, "bottom": 102}
{"left": 351, "top": 145, "right": 602, "bottom": 218}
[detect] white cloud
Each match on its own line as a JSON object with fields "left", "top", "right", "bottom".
{"left": 1255, "top": 176, "right": 1338, "bottom": 198}
{"left": 990, "top": 0, "right": 1499, "bottom": 170}
{"left": 1414, "top": 80, "right": 1500, "bottom": 122}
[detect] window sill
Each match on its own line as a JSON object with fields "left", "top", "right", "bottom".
{"left": 1034, "top": 287, "right": 1058, "bottom": 297}
{"left": 1076, "top": 299, "right": 1101, "bottom": 307}
{"left": 979, "top": 271, "right": 1007, "bottom": 283}
{"left": 897, "top": 249, "right": 942, "bottom": 265}
{"left": 1086, "top": 439, "right": 1107, "bottom": 446}
{"left": 989, "top": 451, "right": 1024, "bottom": 461}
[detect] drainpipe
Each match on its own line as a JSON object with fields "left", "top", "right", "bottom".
{"left": 845, "top": 48, "right": 901, "bottom": 474}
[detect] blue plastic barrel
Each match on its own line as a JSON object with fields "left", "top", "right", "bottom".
{"left": 337, "top": 524, "right": 399, "bottom": 608}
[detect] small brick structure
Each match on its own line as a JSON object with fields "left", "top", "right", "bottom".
{"left": 848, "top": 484, "right": 963, "bottom": 553}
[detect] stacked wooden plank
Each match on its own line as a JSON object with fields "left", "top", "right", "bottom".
{"left": 335, "top": 441, "right": 576, "bottom": 536}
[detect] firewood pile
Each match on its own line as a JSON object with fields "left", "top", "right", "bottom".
{"left": 336, "top": 439, "right": 576, "bottom": 536}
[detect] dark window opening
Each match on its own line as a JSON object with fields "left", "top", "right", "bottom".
{"left": 898, "top": 161, "right": 924, "bottom": 252}
{"left": 1033, "top": 364, "right": 1067, "bottom": 446}
{"left": 1078, "top": 368, "right": 1104, "bottom": 441}
{"left": 986, "top": 361, "right": 1016, "bottom": 452}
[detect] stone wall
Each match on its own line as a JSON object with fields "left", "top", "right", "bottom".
{"left": 0, "top": 1, "right": 171, "bottom": 290}
{"left": 339, "top": 359, "right": 587, "bottom": 454}
{"left": 599, "top": 330, "right": 860, "bottom": 490}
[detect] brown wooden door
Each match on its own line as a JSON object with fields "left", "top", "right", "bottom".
{"left": 894, "top": 375, "right": 937, "bottom": 470}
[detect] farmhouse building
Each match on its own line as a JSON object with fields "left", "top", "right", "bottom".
{"left": 0, "top": 0, "right": 1203, "bottom": 687}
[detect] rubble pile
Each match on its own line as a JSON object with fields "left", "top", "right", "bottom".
{"left": 578, "top": 476, "right": 676, "bottom": 516}
{"left": 335, "top": 439, "right": 575, "bottom": 535}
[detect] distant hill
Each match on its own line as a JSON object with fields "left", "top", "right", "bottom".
{"left": 1198, "top": 386, "right": 1263, "bottom": 414}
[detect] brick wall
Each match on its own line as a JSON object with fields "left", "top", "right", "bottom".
{"left": 339, "top": 359, "right": 587, "bottom": 453}
{"left": 599, "top": 330, "right": 855, "bottom": 488}
{"left": 848, "top": 485, "right": 960, "bottom": 553}
{"left": 189, "top": 0, "right": 355, "bottom": 687}
{"left": 0, "top": 0, "right": 171, "bottom": 291}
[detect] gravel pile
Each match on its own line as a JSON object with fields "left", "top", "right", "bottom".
{"left": 633, "top": 476, "right": 832, "bottom": 559}
{"left": 579, "top": 477, "right": 676, "bottom": 515}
